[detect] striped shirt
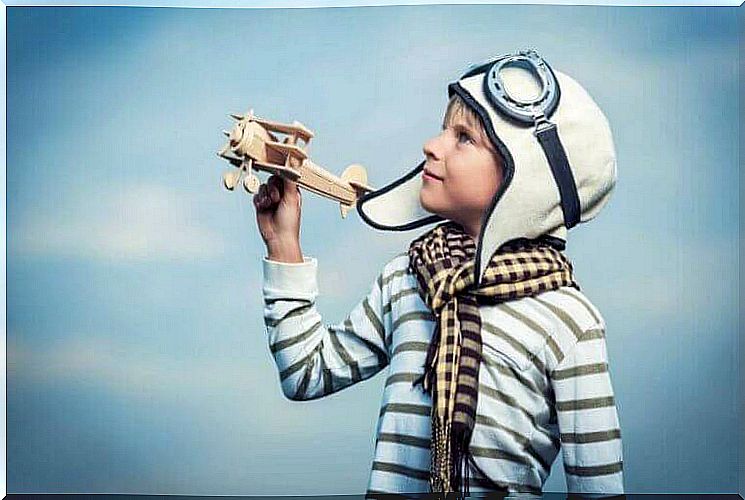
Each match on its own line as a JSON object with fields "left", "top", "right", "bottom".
{"left": 262, "top": 252, "right": 624, "bottom": 496}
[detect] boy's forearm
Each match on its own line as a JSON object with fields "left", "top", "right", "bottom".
{"left": 261, "top": 255, "right": 391, "bottom": 401}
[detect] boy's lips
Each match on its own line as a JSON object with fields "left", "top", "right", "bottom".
{"left": 422, "top": 168, "right": 443, "bottom": 181}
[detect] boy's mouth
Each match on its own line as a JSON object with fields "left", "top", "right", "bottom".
{"left": 423, "top": 168, "right": 443, "bottom": 181}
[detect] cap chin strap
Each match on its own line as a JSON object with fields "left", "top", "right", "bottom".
{"left": 472, "top": 48, "right": 581, "bottom": 230}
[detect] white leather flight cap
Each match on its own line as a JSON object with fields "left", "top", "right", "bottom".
{"left": 357, "top": 49, "right": 617, "bottom": 287}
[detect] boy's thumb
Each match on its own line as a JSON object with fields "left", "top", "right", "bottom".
{"left": 283, "top": 178, "right": 300, "bottom": 202}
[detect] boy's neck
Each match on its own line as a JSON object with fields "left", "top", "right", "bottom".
{"left": 456, "top": 219, "right": 480, "bottom": 241}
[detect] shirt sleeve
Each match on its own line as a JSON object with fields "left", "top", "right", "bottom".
{"left": 549, "top": 323, "right": 625, "bottom": 495}
{"left": 262, "top": 255, "right": 390, "bottom": 401}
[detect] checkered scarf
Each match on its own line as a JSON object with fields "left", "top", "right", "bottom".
{"left": 408, "top": 221, "right": 579, "bottom": 495}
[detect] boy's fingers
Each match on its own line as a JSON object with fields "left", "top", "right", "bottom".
{"left": 266, "top": 174, "right": 300, "bottom": 204}
{"left": 258, "top": 184, "right": 267, "bottom": 203}
{"left": 254, "top": 184, "right": 271, "bottom": 210}
{"left": 267, "top": 175, "right": 284, "bottom": 199}
{"left": 268, "top": 183, "right": 280, "bottom": 204}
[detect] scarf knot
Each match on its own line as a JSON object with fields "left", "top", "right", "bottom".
{"left": 408, "top": 223, "right": 476, "bottom": 315}
{"left": 407, "top": 221, "right": 579, "bottom": 496}
{"left": 430, "top": 263, "right": 473, "bottom": 316}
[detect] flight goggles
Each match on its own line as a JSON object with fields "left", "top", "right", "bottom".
{"left": 459, "top": 48, "right": 561, "bottom": 126}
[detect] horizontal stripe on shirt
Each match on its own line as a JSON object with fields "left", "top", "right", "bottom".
{"left": 262, "top": 252, "right": 624, "bottom": 495}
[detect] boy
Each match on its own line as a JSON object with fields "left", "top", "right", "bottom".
{"left": 254, "top": 49, "right": 624, "bottom": 497}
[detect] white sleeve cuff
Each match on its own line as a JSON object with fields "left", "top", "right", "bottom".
{"left": 262, "top": 255, "right": 318, "bottom": 301}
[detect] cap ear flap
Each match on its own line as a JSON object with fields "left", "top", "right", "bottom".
{"left": 356, "top": 160, "right": 444, "bottom": 232}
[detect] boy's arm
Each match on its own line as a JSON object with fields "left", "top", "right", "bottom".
{"left": 262, "top": 254, "right": 390, "bottom": 401}
{"left": 549, "top": 323, "right": 625, "bottom": 495}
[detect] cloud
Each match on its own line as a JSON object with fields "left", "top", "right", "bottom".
{"left": 10, "top": 184, "right": 226, "bottom": 262}
{"left": 7, "top": 333, "right": 259, "bottom": 402}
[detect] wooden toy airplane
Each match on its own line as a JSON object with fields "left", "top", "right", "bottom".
{"left": 217, "top": 109, "right": 374, "bottom": 218}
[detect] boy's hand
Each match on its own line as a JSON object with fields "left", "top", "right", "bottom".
{"left": 253, "top": 175, "right": 304, "bottom": 263}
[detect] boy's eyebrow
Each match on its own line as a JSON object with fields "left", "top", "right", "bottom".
{"left": 443, "top": 116, "right": 491, "bottom": 147}
{"left": 455, "top": 123, "right": 476, "bottom": 134}
{"left": 450, "top": 121, "right": 487, "bottom": 145}
{"left": 446, "top": 121, "right": 476, "bottom": 135}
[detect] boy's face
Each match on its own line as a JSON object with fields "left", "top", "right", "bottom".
{"left": 420, "top": 112, "right": 504, "bottom": 240}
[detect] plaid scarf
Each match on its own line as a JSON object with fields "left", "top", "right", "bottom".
{"left": 407, "top": 221, "right": 579, "bottom": 495}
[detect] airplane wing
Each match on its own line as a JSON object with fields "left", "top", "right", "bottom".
{"left": 264, "top": 140, "right": 309, "bottom": 160}
{"left": 251, "top": 118, "right": 313, "bottom": 142}
{"left": 217, "top": 146, "right": 243, "bottom": 166}
{"left": 253, "top": 160, "right": 302, "bottom": 182}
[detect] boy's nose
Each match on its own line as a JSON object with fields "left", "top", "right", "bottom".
{"left": 423, "top": 135, "right": 443, "bottom": 161}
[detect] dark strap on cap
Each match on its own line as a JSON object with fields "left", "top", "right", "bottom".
{"left": 535, "top": 123, "right": 581, "bottom": 229}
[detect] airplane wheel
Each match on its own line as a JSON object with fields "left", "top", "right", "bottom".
{"left": 222, "top": 171, "right": 239, "bottom": 191}
{"left": 243, "top": 174, "right": 260, "bottom": 194}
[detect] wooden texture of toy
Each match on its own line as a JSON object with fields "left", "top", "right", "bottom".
{"left": 217, "top": 109, "right": 374, "bottom": 218}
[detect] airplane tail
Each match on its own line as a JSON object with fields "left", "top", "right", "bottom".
{"left": 339, "top": 164, "right": 373, "bottom": 219}
{"left": 341, "top": 164, "right": 372, "bottom": 192}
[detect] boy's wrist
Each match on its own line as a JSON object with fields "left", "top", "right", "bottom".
{"left": 266, "top": 239, "right": 303, "bottom": 263}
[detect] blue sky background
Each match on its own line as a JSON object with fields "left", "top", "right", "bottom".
{"left": 5, "top": 4, "right": 741, "bottom": 495}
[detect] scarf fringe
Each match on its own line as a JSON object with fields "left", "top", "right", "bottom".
{"left": 427, "top": 415, "right": 474, "bottom": 496}
{"left": 452, "top": 423, "right": 472, "bottom": 497}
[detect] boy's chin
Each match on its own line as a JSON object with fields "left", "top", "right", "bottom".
{"left": 423, "top": 207, "right": 454, "bottom": 224}
{"left": 420, "top": 195, "right": 442, "bottom": 218}
{"left": 420, "top": 202, "right": 451, "bottom": 222}
{"left": 420, "top": 203, "right": 442, "bottom": 219}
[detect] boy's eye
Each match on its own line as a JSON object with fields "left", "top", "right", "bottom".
{"left": 457, "top": 131, "right": 474, "bottom": 144}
